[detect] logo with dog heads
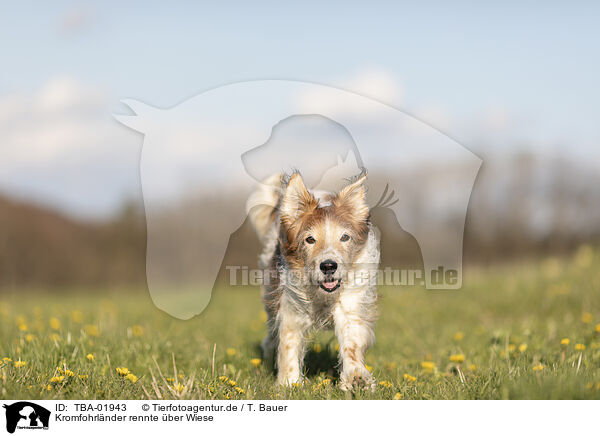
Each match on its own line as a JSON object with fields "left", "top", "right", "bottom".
{"left": 115, "top": 80, "right": 481, "bottom": 319}
{"left": 3, "top": 402, "right": 50, "bottom": 433}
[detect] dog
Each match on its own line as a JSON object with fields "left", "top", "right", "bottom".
{"left": 247, "top": 171, "right": 380, "bottom": 390}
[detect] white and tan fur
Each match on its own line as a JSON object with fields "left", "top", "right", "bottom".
{"left": 247, "top": 172, "right": 380, "bottom": 390}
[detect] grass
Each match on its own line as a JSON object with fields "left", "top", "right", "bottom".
{"left": 1, "top": 245, "right": 600, "bottom": 400}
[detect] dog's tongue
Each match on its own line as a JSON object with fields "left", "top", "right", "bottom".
{"left": 322, "top": 279, "right": 339, "bottom": 290}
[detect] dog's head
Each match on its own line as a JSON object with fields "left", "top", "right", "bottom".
{"left": 279, "top": 172, "right": 370, "bottom": 293}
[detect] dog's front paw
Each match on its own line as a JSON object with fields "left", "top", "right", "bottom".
{"left": 277, "top": 374, "right": 305, "bottom": 387}
{"left": 340, "top": 366, "right": 376, "bottom": 391}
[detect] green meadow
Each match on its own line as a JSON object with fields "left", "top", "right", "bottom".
{"left": 1, "top": 246, "right": 600, "bottom": 400}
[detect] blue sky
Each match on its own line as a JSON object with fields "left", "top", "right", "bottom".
{"left": 0, "top": 1, "right": 599, "bottom": 216}
{"left": 2, "top": 2, "right": 598, "bottom": 111}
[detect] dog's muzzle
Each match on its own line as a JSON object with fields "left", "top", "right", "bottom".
{"left": 318, "top": 259, "right": 341, "bottom": 292}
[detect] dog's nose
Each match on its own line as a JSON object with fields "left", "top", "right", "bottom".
{"left": 320, "top": 259, "right": 338, "bottom": 274}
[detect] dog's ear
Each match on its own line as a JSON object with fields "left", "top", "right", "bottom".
{"left": 333, "top": 173, "right": 369, "bottom": 223}
{"left": 280, "top": 173, "right": 318, "bottom": 227}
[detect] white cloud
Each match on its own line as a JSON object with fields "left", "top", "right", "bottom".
{"left": 296, "top": 69, "right": 403, "bottom": 115}
{"left": 0, "top": 77, "right": 139, "bottom": 217}
{"left": 36, "top": 76, "right": 105, "bottom": 112}
{"left": 342, "top": 69, "right": 403, "bottom": 104}
{"left": 0, "top": 77, "right": 117, "bottom": 165}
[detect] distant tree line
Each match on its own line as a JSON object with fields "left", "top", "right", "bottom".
{"left": 1, "top": 153, "right": 598, "bottom": 290}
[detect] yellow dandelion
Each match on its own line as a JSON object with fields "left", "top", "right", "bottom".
{"left": 64, "top": 369, "right": 74, "bottom": 377}
{"left": 125, "top": 373, "right": 138, "bottom": 383}
{"left": 379, "top": 380, "right": 393, "bottom": 388}
{"left": 131, "top": 325, "right": 144, "bottom": 337}
{"left": 14, "top": 360, "right": 27, "bottom": 368}
{"left": 453, "top": 331, "right": 464, "bottom": 341}
{"left": 178, "top": 374, "right": 183, "bottom": 380}
{"left": 469, "top": 364, "right": 476, "bottom": 371}
{"left": 226, "top": 348, "right": 236, "bottom": 357}
{"left": 561, "top": 338, "right": 570, "bottom": 346}
{"left": 3, "top": 357, "right": 12, "bottom": 362}
{"left": 45, "top": 385, "right": 52, "bottom": 391}
{"left": 365, "top": 365, "right": 373, "bottom": 372}
{"left": 84, "top": 325, "right": 99, "bottom": 337}
{"left": 312, "top": 343, "right": 322, "bottom": 353}
{"left": 70, "top": 310, "right": 83, "bottom": 323}
{"left": 291, "top": 382, "right": 301, "bottom": 388}
{"left": 321, "top": 378, "right": 331, "bottom": 386}
{"left": 403, "top": 373, "right": 417, "bottom": 382}
{"left": 166, "top": 377, "right": 175, "bottom": 382}
{"left": 228, "top": 380, "right": 237, "bottom": 387}
{"left": 218, "top": 376, "right": 228, "bottom": 382}
{"left": 116, "top": 367, "right": 130, "bottom": 376}
{"left": 393, "top": 392, "right": 403, "bottom": 400}
{"left": 173, "top": 383, "right": 184, "bottom": 393}
{"left": 532, "top": 364, "right": 544, "bottom": 372}
{"left": 420, "top": 361, "right": 436, "bottom": 372}
{"left": 250, "top": 358, "right": 262, "bottom": 367}
{"left": 582, "top": 312, "right": 593, "bottom": 324}
{"left": 86, "top": 353, "right": 94, "bottom": 362}
{"left": 575, "top": 343, "right": 586, "bottom": 351}
{"left": 78, "top": 374, "right": 88, "bottom": 381}
{"left": 508, "top": 344, "right": 516, "bottom": 352}
{"left": 25, "top": 334, "right": 35, "bottom": 342}
{"left": 50, "top": 376, "right": 64, "bottom": 383}
{"left": 234, "top": 386, "right": 245, "bottom": 394}
{"left": 449, "top": 354, "right": 465, "bottom": 363}
{"left": 595, "top": 324, "right": 600, "bottom": 333}
{"left": 49, "top": 317, "right": 61, "bottom": 330}
{"left": 518, "top": 343, "right": 528, "bottom": 353}
{"left": 18, "top": 323, "right": 28, "bottom": 332}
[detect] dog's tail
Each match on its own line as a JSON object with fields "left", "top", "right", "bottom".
{"left": 247, "top": 173, "right": 283, "bottom": 240}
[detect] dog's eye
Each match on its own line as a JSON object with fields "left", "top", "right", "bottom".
{"left": 340, "top": 233, "right": 350, "bottom": 242}
{"left": 305, "top": 236, "right": 316, "bottom": 244}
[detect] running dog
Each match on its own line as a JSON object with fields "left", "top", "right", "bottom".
{"left": 247, "top": 171, "right": 380, "bottom": 390}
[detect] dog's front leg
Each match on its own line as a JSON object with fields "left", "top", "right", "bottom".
{"left": 276, "top": 309, "right": 308, "bottom": 386}
{"left": 333, "top": 306, "right": 376, "bottom": 391}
